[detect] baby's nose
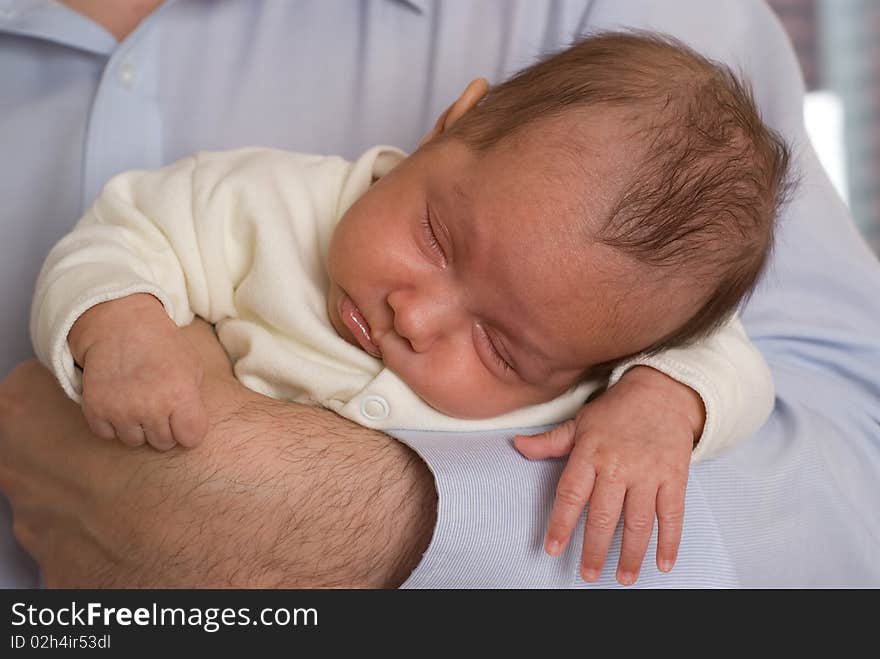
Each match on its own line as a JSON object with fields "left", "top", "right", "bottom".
{"left": 387, "top": 289, "right": 450, "bottom": 353}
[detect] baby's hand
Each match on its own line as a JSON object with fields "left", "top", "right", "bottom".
{"left": 514, "top": 366, "right": 704, "bottom": 586}
{"left": 69, "top": 294, "right": 208, "bottom": 451}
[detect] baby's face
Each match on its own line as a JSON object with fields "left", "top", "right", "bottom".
{"left": 327, "top": 129, "right": 694, "bottom": 419}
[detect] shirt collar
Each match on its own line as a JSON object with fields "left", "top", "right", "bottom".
{"left": 0, "top": 0, "right": 422, "bottom": 55}
{"left": 0, "top": 0, "right": 115, "bottom": 54}
{"left": 0, "top": 0, "right": 180, "bottom": 54}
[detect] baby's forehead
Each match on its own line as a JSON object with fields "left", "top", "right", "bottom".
{"left": 477, "top": 111, "right": 640, "bottom": 207}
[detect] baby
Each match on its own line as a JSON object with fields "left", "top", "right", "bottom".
{"left": 31, "top": 32, "right": 791, "bottom": 584}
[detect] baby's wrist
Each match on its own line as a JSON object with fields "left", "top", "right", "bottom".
{"left": 619, "top": 365, "right": 706, "bottom": 442}
{"left": 68, "top": 293, "right": 166, "bottom": 366}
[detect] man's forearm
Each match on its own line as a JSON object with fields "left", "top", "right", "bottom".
{"left": 190, "top": 391, "right": 438, "bottom": 588}
{"left": 0, "top": 321, "right": 437, "bottom": 588}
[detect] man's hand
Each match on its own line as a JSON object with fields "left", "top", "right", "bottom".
{"left": 514, "top": 366, "right": 704, "bottom": 586}
{"left": 0, "top": 319, "right": 436, "bottom": 587}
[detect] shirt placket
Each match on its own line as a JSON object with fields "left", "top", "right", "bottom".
{"left": 81, "top": 10, "right": 166, "bottom": 209}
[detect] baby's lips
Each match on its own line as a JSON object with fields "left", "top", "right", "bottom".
{"left": 339, "top": 294, "right": 382, "bottom": 358}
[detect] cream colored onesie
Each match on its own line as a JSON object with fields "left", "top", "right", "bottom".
{"left": 31, "top": 146, "right": 774, "bottom": 461}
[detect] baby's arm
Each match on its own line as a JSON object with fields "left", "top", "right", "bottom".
{"left": 31, "top": 155, "right": 234, "bottom": 449}
{"left": 515, "top": 314, "right": 772, "bottom": 584}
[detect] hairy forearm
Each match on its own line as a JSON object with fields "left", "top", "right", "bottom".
{"left": 186, "top": 392, "right": 438, "bottom": 588}
{"left": 0, "top": 321, "right": 436, "bottom": 588}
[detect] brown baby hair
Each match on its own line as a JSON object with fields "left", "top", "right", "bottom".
{"left": 444, "top": 30, "right": 795, "bottom": 374}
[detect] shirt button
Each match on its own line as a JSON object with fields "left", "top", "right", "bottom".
{"left": 360, "top": 395, "right": 390, "bottom": 421}
{"left": 118, "top": 61, "right": 136, "bottom": 89}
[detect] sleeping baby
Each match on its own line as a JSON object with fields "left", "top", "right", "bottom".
{"left": 31, "top": 32, "right": 791, "bottom": 584}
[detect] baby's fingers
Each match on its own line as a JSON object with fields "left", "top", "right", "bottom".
{"left": 656, "top": 481, "right": 686, "bottom": 573}
{"left": 616, "top": 485, "right": 656, "bottom": 585}
{"left": 82, "top": 407, "right": 118, "bottom": 442}
{"left": 514, "top": 419, "right": 577, "bottom": 460}
{"left": 115, "top": 423, "right": 147, "bottom": 448}
{"left": 143, "top": 417, "right": 176, "bottom": 452}
{"left": 544, "top": 448, "right": 597, "bottom": 556}
{"left": 580, "top": 476, "right": 625, "bottom": 582}
{"left": 169, "top": 396, "right": 208, "bottom": 448}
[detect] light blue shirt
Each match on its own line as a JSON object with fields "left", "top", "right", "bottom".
{"left": 1, "top": 0, "right": 878, "bottom": 587}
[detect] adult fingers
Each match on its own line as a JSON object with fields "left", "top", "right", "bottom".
{"left": 616, "top": 485, "right": 657, "bottom": 585}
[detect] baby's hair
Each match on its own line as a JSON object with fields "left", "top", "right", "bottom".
{"left": 445, "top": 31, "right": 795, "bottom": 373}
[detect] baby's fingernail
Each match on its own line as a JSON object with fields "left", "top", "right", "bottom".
{"left": 545, "top": 540, "right": 561, "bottom": 556}
{"left": 659, "top": 560, "right": 674, "bottom": 573}
{"left": 617, "top": 570, "right": 636, "bottom": 585}
{"left": 581, "top": 568, "right": 601, "bottom": 582}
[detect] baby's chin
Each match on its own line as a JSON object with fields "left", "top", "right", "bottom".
{"left": 404, "top": 378, "right": 522, "bottom": 420}
{"left": 418, "top": 397, "right": 503, "bottom": 420}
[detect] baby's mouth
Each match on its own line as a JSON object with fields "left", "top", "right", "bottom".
{"left": 339, "top": 294, "right": 382, "bottom": 358}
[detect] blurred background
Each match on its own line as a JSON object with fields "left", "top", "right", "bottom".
{"left": 767, "top": 0, "right": 880, "bottom": 255}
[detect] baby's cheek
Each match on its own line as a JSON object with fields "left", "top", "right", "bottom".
{"left": 402, "top": 355, "right": 520, "bottom": 420}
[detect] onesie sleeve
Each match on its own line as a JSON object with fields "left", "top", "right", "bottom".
{"left": 30, "top": 155, "right": 227, "bottom": 402}
{"left": 606, "top": 314, "right": 774, "bottom": 462}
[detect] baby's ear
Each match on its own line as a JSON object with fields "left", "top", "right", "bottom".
{"left": 418, "top": 78, "right": 489, "bottom": 147}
